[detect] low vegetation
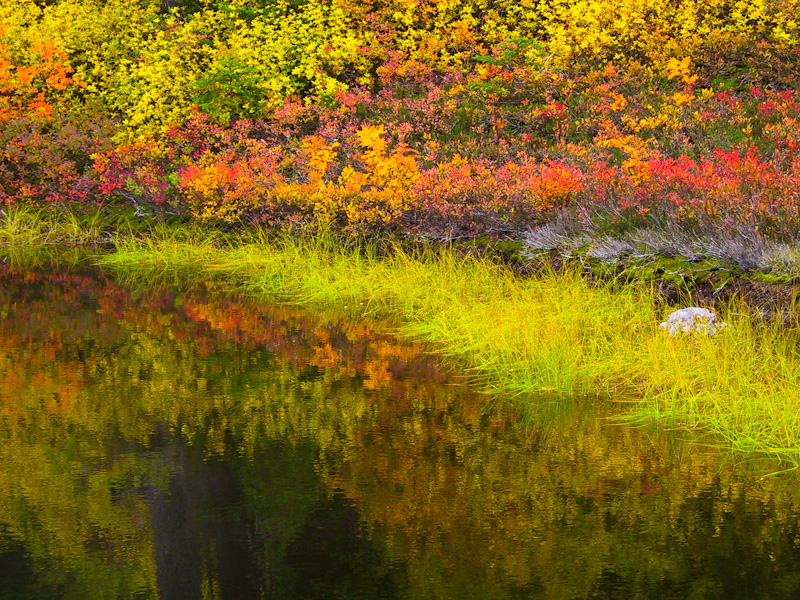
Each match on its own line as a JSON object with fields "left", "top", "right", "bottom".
{"left": 91, "top": 232, "right": 800, "bottom": 464}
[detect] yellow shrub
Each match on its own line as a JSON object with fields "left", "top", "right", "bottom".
{"left": 223, "top": 0, "right": 367, "bottom": 107}
{"left": 32, "top": 0, "right": 160, "bottom": 98}
{"left": 534, "top": 0, "right": 799, "bottom": 66}
{"left": 105, "top": 9, "right": 230, "bottom": 137}
{"left": 3, "top": 0, "right": 797, "bottom": 141}
{"left": 266, "top": 126, "right": 421, "bottom": 230}
{"left": 301, "top": 136, "right": 340, "bottom": 185}
{"left": 345, "top": 124, "right": 420, "bottom": 226}
{"left": 0, "top": 0, "right": 42, "bottom": 53}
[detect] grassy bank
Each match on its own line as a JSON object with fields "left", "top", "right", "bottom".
{"left": 3, "top": 206, "right": 800, "bottom": 462}
{"left": 87, "top": 230, "right": 800, "bottom": 464}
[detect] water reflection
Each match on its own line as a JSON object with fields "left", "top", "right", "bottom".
{"left": 1, "top": 263, "right": 800, "bottom": 599}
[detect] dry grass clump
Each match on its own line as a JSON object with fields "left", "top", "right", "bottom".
{"left": 759, "top": 243, "right": 800, "bottom": 280}
{"left": 524, "top": 221, "right": 773, "bottom": 273}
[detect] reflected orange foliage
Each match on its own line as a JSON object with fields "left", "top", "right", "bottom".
{"left": 4, "top": 266, "right": 800, "bottom": 595}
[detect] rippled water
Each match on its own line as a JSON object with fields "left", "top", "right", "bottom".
{"left": 2, "top": 264, "right": 800, "bottom": 599}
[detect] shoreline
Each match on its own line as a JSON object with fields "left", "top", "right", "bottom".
{"left": 4, "top": 213, "right": 799, "bottom": 463}
{"left": 3, "top": 204, "right": 800, "bottom": 318}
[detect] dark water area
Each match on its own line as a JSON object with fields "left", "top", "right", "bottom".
{"left": 2, "top": 264, "right": 800, "bottom": 599}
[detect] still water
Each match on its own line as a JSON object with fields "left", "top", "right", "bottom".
{"left": 2, "top": 264, "right": 800, "bottom": 599}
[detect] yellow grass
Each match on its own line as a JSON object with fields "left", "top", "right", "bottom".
{"left": 96, "top": 231, "right": 800, "bottom": 463}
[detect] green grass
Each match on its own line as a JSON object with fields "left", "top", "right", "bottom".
{"left": 95, "top": 230, "right": 800, "bottom": 464}
{"left": 0, "top": 203, "right": 212, "bottom": 249}
{"left": 0, "top": 204, "right": 117, "bottom": 246}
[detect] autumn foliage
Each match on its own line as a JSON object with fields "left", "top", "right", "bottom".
{"left": 1, "top": 0, "right": 799, "bottom": 240}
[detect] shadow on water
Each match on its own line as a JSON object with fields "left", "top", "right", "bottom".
{"left": 2, "top": 260, "right": 800, "bottom": 599}
{"left": 145, "top": 437, "right": 405, "bottom": 600}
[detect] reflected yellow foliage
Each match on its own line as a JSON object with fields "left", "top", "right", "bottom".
{"left": 2, "top": 264, "right": 800, "bottom": 597}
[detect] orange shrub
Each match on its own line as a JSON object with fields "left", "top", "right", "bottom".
{"left": 0, "top": 38, "right": 82, "bottom": 120}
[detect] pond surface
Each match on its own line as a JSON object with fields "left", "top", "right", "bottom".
{"left": 2, "top": 264, "right": 800, "bottom": 599}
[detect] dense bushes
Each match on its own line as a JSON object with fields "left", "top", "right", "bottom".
{"left": 1, "top": 0, "right": 799, "bottom": 246}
